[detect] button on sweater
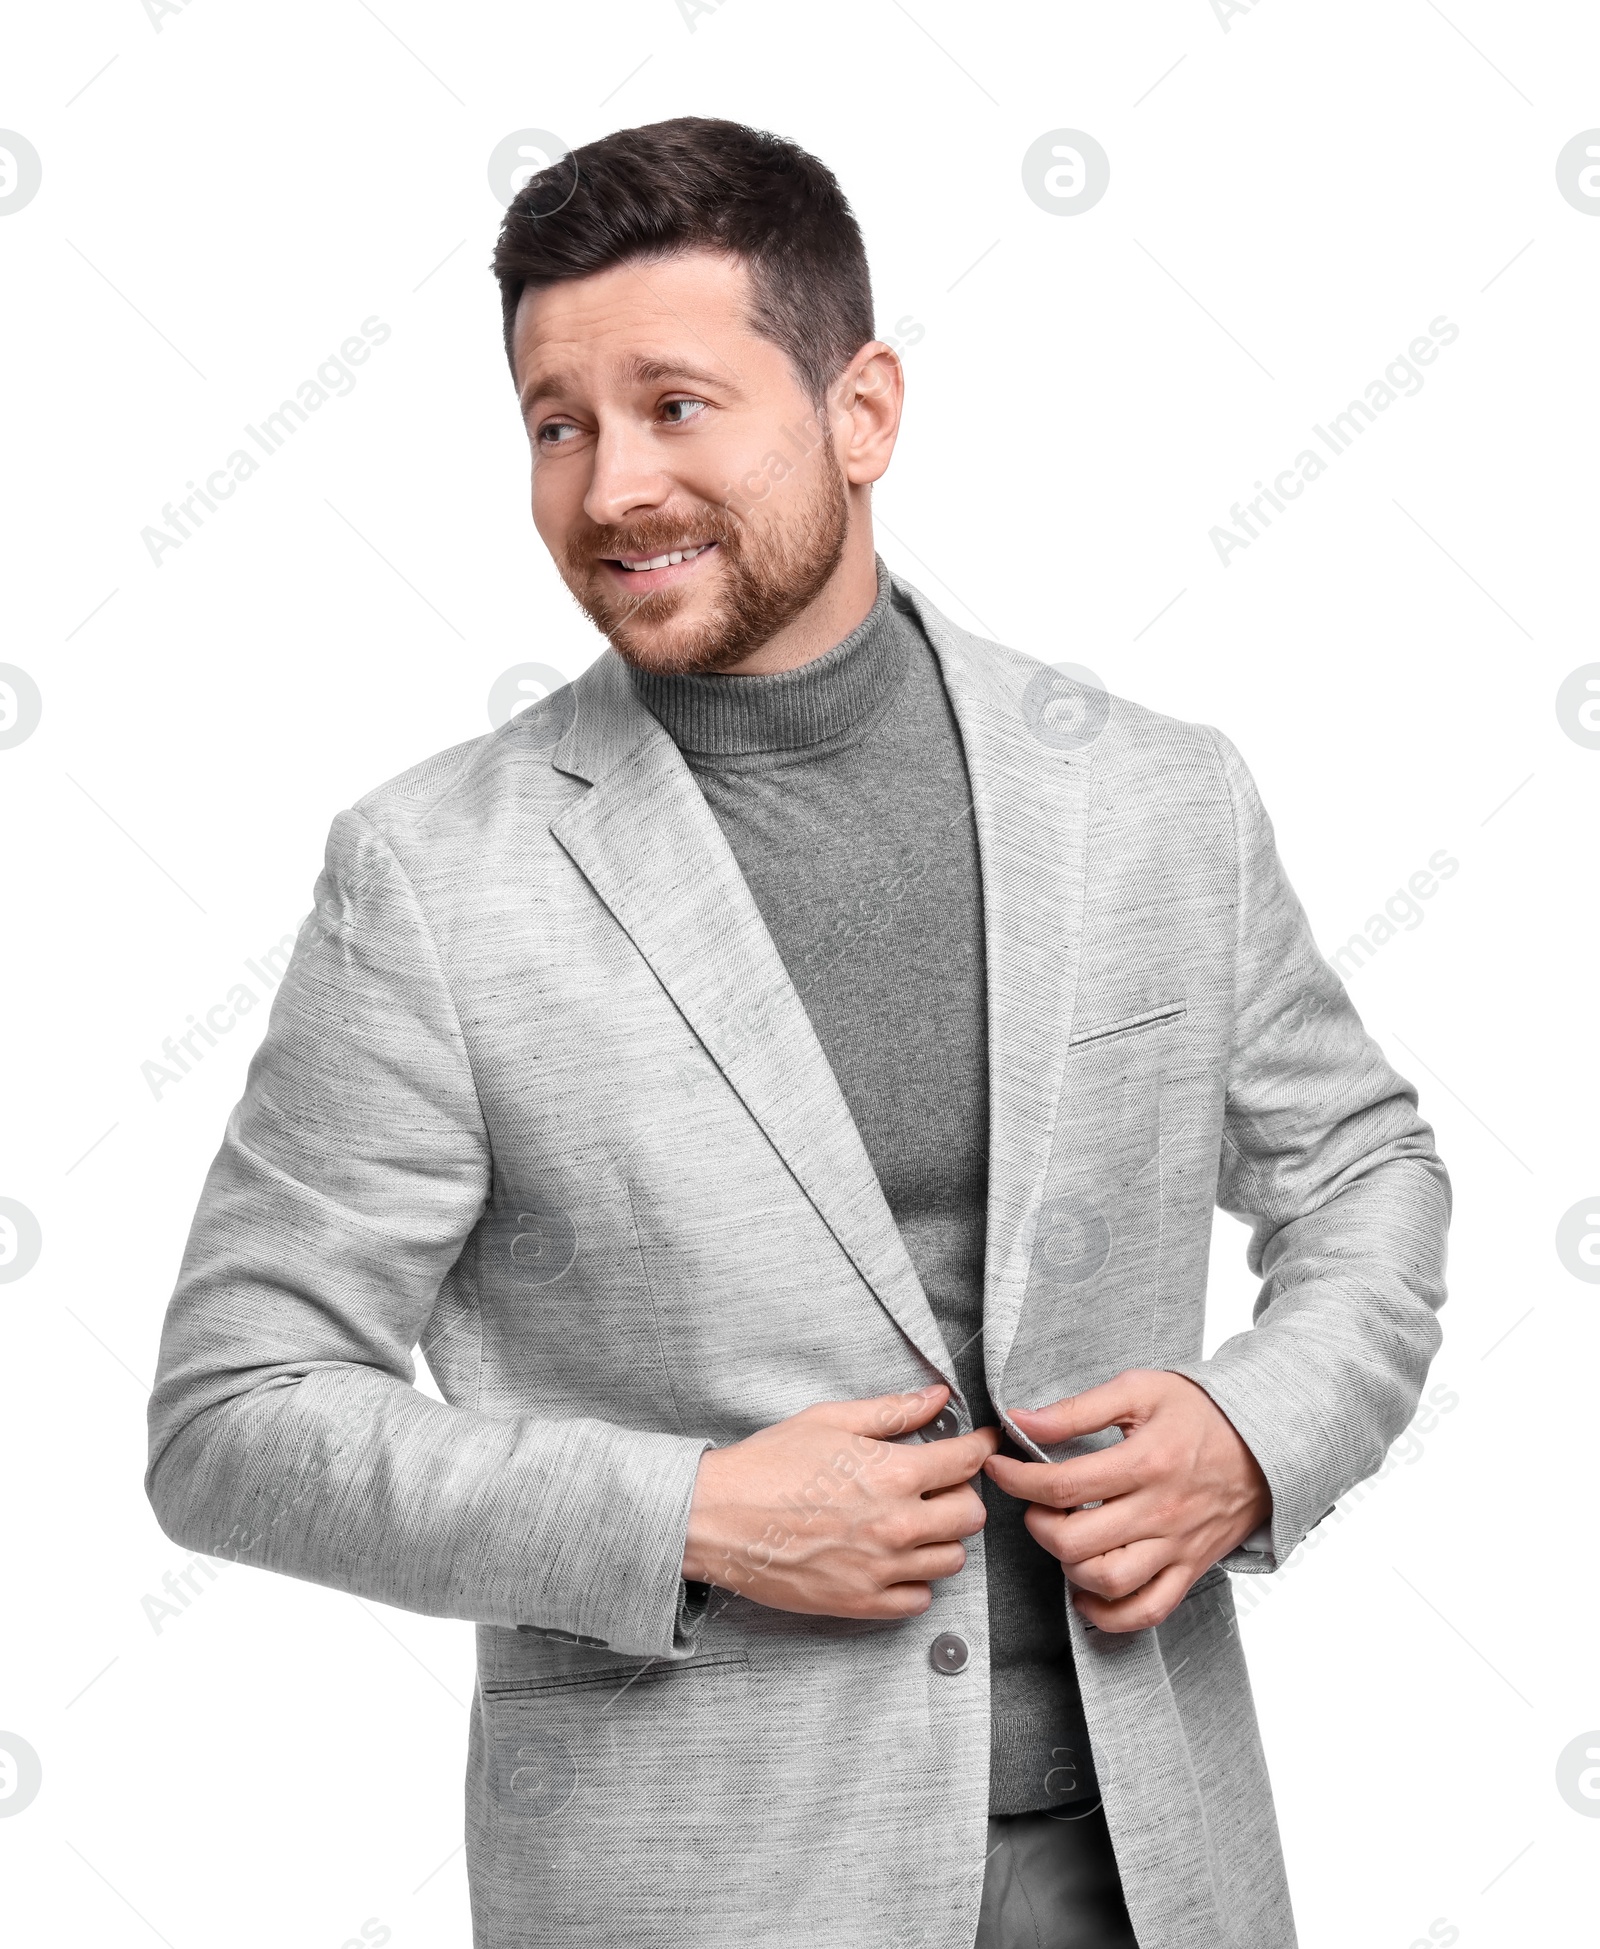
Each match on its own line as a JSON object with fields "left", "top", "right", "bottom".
{"left": 629, "top": 557, "right": 1100, "bottom": 1815}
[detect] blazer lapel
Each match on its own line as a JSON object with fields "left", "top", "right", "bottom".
{"left": 547, "top": 649, "right": 958, "bottom": 1391}
{"left": 895, "top": 580, "right": 1094, "bottom": 1448}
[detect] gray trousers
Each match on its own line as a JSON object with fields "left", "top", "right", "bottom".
{"left": 975, "top": 1802, "right": 1141, "bottom": 1948}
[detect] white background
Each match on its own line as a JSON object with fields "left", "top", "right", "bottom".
{"left": 3, "top": 2, "right": 1597, "bottom": 1944}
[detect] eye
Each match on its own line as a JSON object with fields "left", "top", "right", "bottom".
{"left": 660, "top": 397, "right": 707, "bottom": 426}
{"left": 536, "top": 420, "right": 582, "bottom": 448}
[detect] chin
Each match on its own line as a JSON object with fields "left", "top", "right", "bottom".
{"left": 604, "top": 597, "right": 749, "bottom": 678}
{"left": 609, "top": 628, "right": 726, "bottom": 678}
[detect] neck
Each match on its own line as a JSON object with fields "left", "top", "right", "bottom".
{"left": 628, "top": 555, "right": 905, "bottom": 758}
{"left": 718, "top": 510, "right": 879, "bottom": 675}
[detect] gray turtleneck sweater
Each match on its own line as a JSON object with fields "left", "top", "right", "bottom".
{"left": 629, "top": 557, "right": 1099, "bottom": 1817}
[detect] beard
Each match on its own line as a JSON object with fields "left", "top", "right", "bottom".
{"left": 558, "top": 439, "right": 851, "bottom": 677}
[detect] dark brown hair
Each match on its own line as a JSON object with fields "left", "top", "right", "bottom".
{"left": 490, "top": 117, "right": 875, "bottom": 408}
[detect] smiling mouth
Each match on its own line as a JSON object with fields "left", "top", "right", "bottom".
{"left": 600, "top": 540, "right": 719, "bottom": 584}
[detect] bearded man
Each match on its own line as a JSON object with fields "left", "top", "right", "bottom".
{"left": 148, "top": 116, "right": 1450, "bottom": 1949}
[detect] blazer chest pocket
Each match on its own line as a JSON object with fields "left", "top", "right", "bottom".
{"left": 1067, "top": 998, "right": 1186, "bottom": 1049}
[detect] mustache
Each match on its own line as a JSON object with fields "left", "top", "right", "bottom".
{"left": 570, "top": 507, "right": 741, "bottom": 567}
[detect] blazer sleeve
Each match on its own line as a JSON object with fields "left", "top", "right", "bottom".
{"left": 145, "top": 805, "right": 715, "bottom": 1659}
{"left": 1163, "top": 729, "right": 1452, "bottom": 1573}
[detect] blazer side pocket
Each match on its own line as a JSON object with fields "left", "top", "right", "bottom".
{"left": 480, "top": 1648, "right": 750, "bottom": 1702}
{"left": 482, "top": 1648, "right": 755, "bottom": 1826}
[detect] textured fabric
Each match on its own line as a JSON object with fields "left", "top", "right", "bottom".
{"left": 145, "top": 570, "right": 1451, "bottom": 1949}
{"left": 631, "top": 557, "right": 1098, "bottom": 1816}
{"left": 628, "top": 562, "right": 907, "bottom": 755}
{"left": 976, "top": 1804, "right": 1140, "bottom": 1948}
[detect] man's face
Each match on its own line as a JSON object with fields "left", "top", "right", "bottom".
{"left": 513, "top": 250, "right": 854, "bottom": 675}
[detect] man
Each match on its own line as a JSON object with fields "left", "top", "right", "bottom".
{"left": 147, "top": 117, "right": 1450, "bottom": 1948}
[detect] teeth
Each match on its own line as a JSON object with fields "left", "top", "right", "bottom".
{"left": 618, "top": 543, "right": 710, "bottom": 570}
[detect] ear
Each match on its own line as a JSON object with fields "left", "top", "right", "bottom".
{"left": 832, "top": 341, "right": 904, "bottom": 487}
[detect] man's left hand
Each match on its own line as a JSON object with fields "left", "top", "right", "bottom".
{"left": 982, "top": 1369, "right": 1272, "bottom": 1633}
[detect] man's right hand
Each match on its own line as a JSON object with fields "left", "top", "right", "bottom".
{"left": 680, "top": 1383, "right": 998, "bottom": 1621}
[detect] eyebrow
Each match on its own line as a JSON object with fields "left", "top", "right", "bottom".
{"left": 519, "top": 352, "right": 742, "bottom": 418}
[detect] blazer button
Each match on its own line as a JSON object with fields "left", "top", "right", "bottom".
{"left": 922, "top": 1407, "right": 963, "bottom": 1440}
{"left": 929, "top": 1632, "right": 969, "bottom": 1674}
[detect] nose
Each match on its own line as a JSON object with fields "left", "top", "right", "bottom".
{"left": 582, "top": 416, "right": 673, "bottom": 530}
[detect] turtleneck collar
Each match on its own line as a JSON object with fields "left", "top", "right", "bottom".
{"left": 626, "top": 556, "right": 910, "bottom": 763}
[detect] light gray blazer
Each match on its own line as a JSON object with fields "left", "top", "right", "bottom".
{"left": 147, "top": 572, "right": 1450, "bottom": 1949}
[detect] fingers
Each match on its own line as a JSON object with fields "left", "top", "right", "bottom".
{"left": 825, "top": 1485, "right": 983, "bottom": 1604}
{"left": 914, "top": 1481, "right": 989, "bottom": 1543}
{"left": 798, "top": 1388, "right": 1003, "bottom": 1486}
{"left": 867, "top": 1581, "right": 934, "bottom": 1618}
{"left": 1020, "top": 1493, "right": 1163, "bottom": 1571}
{"left": 1071, "top": 1559, "right": 1196, "bottom": 1634}
{"left": 764, "top": 1577, "right": 937, "bottom": 1623}
{"left": 1004, "top": 1486, "right": 1170, "bottom": 1590}
{"left": 853, "top": 1535, "right": 1208, "bottom": 1629}
{"left": 809, "top": 1388, "right": 1001, "bottom": 1471}
{"left": 1045, "top": 1531, "right": 1171, "bottom": 1601}
{"left": 860, "top": 1542, "right": 970, "bottom": 1609}
{"left": 899, "top": 1540, "right": 971, "bottom": 1583}
{"left": 823, "top": 1539, "right": 973, "bottom": 1621}
{"left": 815, "top": 1383, "right": 952, "bottom": 1441}
{"left": 983, "top": 1443, "right": 1141, "bottom": 1510}
{"left": 1006, "top": 1369, "right": 1160, "bottom": 1445}
{"left": 908, "top": 1423, "right": 1002, "bottom": 1493}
